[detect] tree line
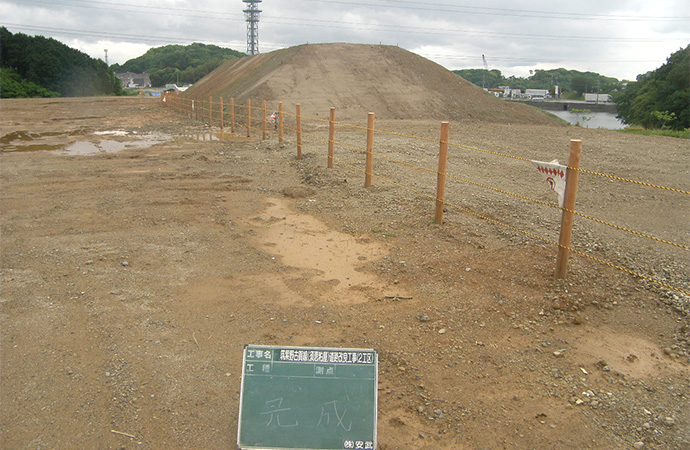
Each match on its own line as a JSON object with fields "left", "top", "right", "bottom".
{"left": 452, "top": 67, "right": 624, "bottom": 98}
{"left": 110, "top": 43, "right": 244, "bottom": 87}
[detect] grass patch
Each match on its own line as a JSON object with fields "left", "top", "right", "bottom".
{"left": 619, "top": 127, "right": 690, "bottom": 139}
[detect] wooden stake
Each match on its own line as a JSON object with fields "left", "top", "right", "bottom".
{"left": 246, "top": 98, "right": 251, "bottom": 138}
{"left": 278, "top": 102, "right": 284, "bottom": 144}
{"left": 555, "top": 139, "right": 582, "bottom": 279}
{"left": 220, "top": 97, "right": 224, "bottom": 129}
{"left": 328, "top": 107, "right": 335, "bottom": 168}
{"left": 230, "top": 98, "right": 235, "bottom": 134}
{"left": 365, "top": 112, "right": 375, "bottom": 187}
{"left": 262, "top": 100, "right": 267, "bottom": 140}
{"left": 296, "top": 104, "right": 302, "bottom": 159}
{"left": 434, "top": 122, "right": 450, "bottom": 224}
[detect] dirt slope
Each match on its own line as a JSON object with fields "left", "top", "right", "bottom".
{"left": 184, "top": 43, "right": 556, "bottom": 124}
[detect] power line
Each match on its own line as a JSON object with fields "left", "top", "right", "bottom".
{"left": 19, "top": 0, "right": 690, "bottom": 22}
{"left": 9, "top": 0, "right": 686, "bottom": 44}
{"left": 259, "top": 16, "right": 680, "bottom": 43}
{"left": 2, "top": 23, "right": 666, "bottom": 67}
{"left": 3, "top": 23, "right": 245, "bottom": 48}
{"left": 16, "top": 0, "right": 243, "bottom": 19}
{"left": 302, "top": 0, "right": 690, "bottom": 21}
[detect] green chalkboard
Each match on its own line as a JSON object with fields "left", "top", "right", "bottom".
{"left": 237, "top": 345, "right": 378, "bottom": 450}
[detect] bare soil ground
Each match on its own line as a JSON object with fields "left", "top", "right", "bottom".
{"left": 1, "top": 97, "right": 689, "bottom": 450}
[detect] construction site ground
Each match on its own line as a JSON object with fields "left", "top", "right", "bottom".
{"left": 1, "top": 97, "right": 688, "bottom": 450}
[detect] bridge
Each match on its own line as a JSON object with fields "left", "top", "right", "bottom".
{"left": 505, "top": 99, "right": 618, "bottom": 113}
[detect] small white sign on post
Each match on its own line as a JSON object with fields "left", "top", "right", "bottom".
{"left": 532, "top": 159, "right": 567, "bottom": 207}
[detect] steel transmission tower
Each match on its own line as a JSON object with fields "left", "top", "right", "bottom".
{"left": 243, "top": 0, "right": 262, "bottom": 55}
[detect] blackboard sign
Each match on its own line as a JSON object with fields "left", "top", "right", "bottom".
{"left": 237, "top": 345, "right": 378, "bottom": 450}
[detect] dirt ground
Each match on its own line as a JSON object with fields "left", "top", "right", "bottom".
{"left": 1, "top": 97, "right": 689, "bottom": 450}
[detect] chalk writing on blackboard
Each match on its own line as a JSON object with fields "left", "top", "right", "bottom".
{"left": 260, "top": 398, "right": 299, "bottom": 428}
{"left": 318, "top": 400, "right": 352, "bottom": 431}
{"left": 238, "top": 345, "right": 378, "bottom": 450}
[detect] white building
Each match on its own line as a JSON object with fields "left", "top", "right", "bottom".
{"left": 584, "top": 93, "right": 612, "bottom": 103}
{"left": 115, "top": 72, "right": 151, "bottom": 88}
{"left": 525, "top": 89, "right": 549, "bottom": 100}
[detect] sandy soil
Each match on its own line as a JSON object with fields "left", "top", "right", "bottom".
{"left": 185, "top": 43, "right": 557, "bottom": 125}
{"left": 1, "top": 97, "right": 689, "bottom": 450}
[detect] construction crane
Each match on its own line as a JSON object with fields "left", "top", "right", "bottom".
{"left": 482, "top": 54, "right": 489, "bottom": 89}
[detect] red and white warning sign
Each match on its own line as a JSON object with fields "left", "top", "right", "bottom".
{"left": 532, "top": 159, "right": 567, "bottom": 207}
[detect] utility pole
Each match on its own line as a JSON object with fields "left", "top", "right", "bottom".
{"left": 104, "top": 49, "right": 108, "bottom": 66}
{"left": 243, "top": 0, "right": 262, "bottom": 55}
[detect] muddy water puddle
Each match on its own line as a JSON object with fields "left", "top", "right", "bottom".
{"left": 246, "top": 197, "right": 406, "bottom": 305}
{"left": 0, "top": 129, "right": 168, "bottom": 155}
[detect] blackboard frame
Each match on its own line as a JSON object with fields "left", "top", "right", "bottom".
{"left": 237, "top": 345, "right": 378, "bottom": 450}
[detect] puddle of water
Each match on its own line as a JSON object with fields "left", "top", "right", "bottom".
{"left": 62, "top": 140, "right": 126, "bottom": 155}
{"left": 247, "top": 197, "right": 404, "bottom": 305}
{"left": 1, "top": 130, "right": 168, "bottom": 155}
{"left": 60, "top": 137, "right": 167, "bottom": 156}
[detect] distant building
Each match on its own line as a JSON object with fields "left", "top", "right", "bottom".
{"left": 115, "top": 72, "right": 151, "bottom": 88}
{"left": 584, "top": 93, "right": 612, "bottom": 103}
{"left": 495, "top": 86, "right": 523, "bottom": 98}
{"left": 525, "top": 89, "right": 550, "bottom": 100}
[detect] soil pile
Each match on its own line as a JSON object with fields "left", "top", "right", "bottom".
{"left": 184, "top": 43, "right": 556, "bottom": 124}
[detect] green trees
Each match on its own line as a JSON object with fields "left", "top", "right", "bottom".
{"left": 450, "top": 68, "right": 503, "bottom": 88}
{"left": 0, "top": 68, "right": 59, "bottom": 98}
{"left": 111, "top": 43, "right": 245, "bottom": 86}
{"left": 614, "top": 45, "right": 689, "bottom": 130}
{"left": 453, "top": 67, "right": 624, "bottom": 98}
{"left": 0, "top": 27, "right": 122, "bottom": 97}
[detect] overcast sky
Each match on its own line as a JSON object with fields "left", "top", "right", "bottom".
{"left": 2, "top": 0, "right": 689, "bottom": 81}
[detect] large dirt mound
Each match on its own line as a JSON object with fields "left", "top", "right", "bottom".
{"left": 184, "top": 43, "right": 556, "bottom": 124}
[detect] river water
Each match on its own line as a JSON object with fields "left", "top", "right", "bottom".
{"left": 548, "top": 110, "right": 625, "bottom": 130}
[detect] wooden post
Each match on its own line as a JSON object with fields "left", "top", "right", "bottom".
{"left": 230, "top": 98, "right": 235, "bottom": 134}
{"left": 434, "top": 122, "right": 450, "bottom": 224}
{"left": 278, "top": 102, "right": 284, "bottom": 144}
{"left": 220, "top": 97, "right": 224, "bottom": 129}
{"left": 262, "top": 100, "right": 267, "bottom": 140}
{"left": 328, "top": 107, "right": 335, "bottom": 168}
{"left": 209, "top": 96, "right": 212, "bottom": 124}
{"left": 555, "top": 139, "right": 583, "bottom": 279}
{"left": 365, "top": 112, "right": 375, "bottom": 187}
{"left": 246, "top": 98, "right": 251, "bottom": 138}
{"left": 296, "top": 104, "right": 302, "bottom": 159}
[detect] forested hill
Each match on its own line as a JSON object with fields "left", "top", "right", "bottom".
{"left": 111, "top": 43, "right": 245, "bottom": 86}
{"left": 0, "top": 27, "right": 122, "bottom": 98}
